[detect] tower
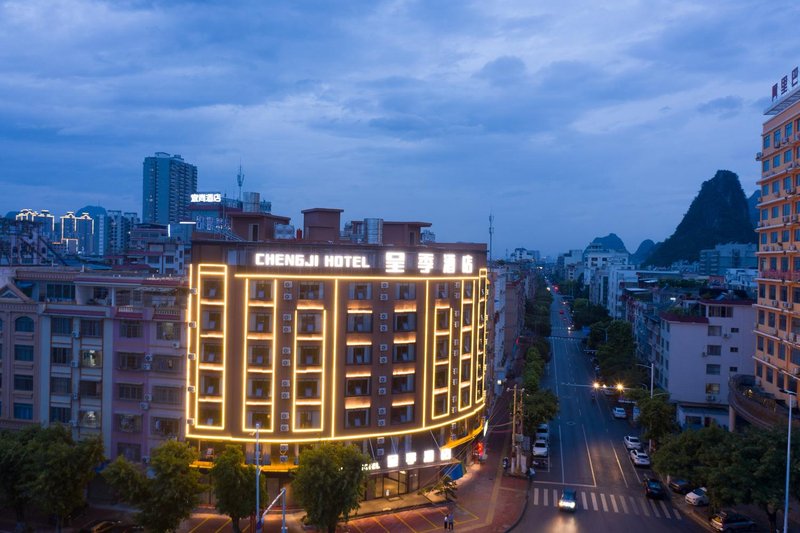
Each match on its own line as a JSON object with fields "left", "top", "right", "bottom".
{"left": 142, "top": 152, "right": 198, "bottom": 225}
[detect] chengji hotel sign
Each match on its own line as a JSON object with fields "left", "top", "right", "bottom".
{"left": 772, "top": 67, "right": 799, "bottom": 101}
{"left": 253, "top": 251, "right": 475, "bottom": 275}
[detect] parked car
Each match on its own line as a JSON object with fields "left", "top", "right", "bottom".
{"left": 532, "top": 439, "right": 549, "bottom": 457}
{"left": 709, "top": 511, "right": 756, "bottom": 531}
{"left": 535, "top": 423, "right": 549, "bottom": 442}
{"left": 558, "top": 488, "right": 577, "bottom": 512}
{"left": 629, "top": 449, "right": 651, "bottom": 467}
{"left": 612, "top": 407, "right": 627, "bottom": 419}
{"left": 79, "top": 520, "right": 121, "bottom": 533}
{"left": 623, "top": 435, "right": 642, "bottom": 450}
{"left": 668, "top": 478, "right": 692, "bottom": 494}
{"left": 643, "top": 477, "right": 666, "bottom": 499}
{"left": 685, "top": 487, "right": 709, "bottom": 506}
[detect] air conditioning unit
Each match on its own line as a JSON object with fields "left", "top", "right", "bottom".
{"left": 454, "top": 321, "right": 459, "bottom": 328}
{"left": 72, "top": 392, "right": 79, "bottom": 400}
{"left": 279, "top": 455, "right": 288, "bottom": 463}
{"left": 70, "top": 360, "right": 79, "bottom": 368}
{"left": 187, "top": 352, "right": 196, "bottom": 360}
{"left": 793, "top": 368, "right": 800, "bottom": 376}
{"left": 379, "top": 356, "right": 388, "bottom": 364}
{"left": 70, "top": 419, "right": 78, "bottom": 427}
{"left": 380, "top": 294, "right": 389, "bottom": 301}
{"left": 282, "top": 326, "right": 292, "bottom": 333}
{"left": 172, "top": 342, "right": 180, "bottom": 349}
{"left": 379, "top": 376, "right": 387, "bottom": 384}
{"left": 378, "top": 387, "right": 386, "bottom": 395}
{"left": 454, "top": 292, "right": 460, "bottom": 299}
{"left": 188, "top": 385, "right": 196, "bottom": 393}
{"left": 379, "top": 313, "right": 388, "bottom": 320}
{"left": 143, "top": 393, "right": 152, "bottom": 402}
{"left": 281, "top": 392, "right": 290, "bottom": 399}
{"left": 141, "top": 456, "right": 150, "bottom": 464}
{"left": 379, "top": 325, "right": 388, "bottom": 332}
{"left": 140, "top": 401, "right": 150, "bottom": 410}
{"left": 280, "top": 424, "right": 289, "bottom": 432}
{"left": 190, "top": 288, "right": 198, "bottom": 295}
{"left": 283, "top": 313, "right": 292, "bottom": 321}
{"left": 143, "top": 353, "right": 154, "bottom": 363}
{"left": 377, "top": 419, "right": 386, "bottom": 427}
{"left": 189, "top": 321, "right": 197, "bottom": 329}
{"left": 281, "top": 379, "right": 290, "bottom": 387}
{"left": 281, "top": 359, "right": 291, "bottom": 367}
{"left": 706, "top": 394, "right": 717, "bottom": 402}
{"left": 380, "top": 282, "right": 389, "bottom": 289}
{"left": 376, "top": 448, "right": 385, "bottom": 456}
{"left": 701, "top": 351, "right": 707, "bottom": 357}
{"left": 72, "top": 331, "right": 80, "bottom": 338}
{"left": 378, "top": 407, "right": 387, "bottom": 415}
{"left": 283, "top": 281, "right": 293, "bottom": 288}
{"left": 281, "top": 412, "right": 290, "bottom": 420}
{"left": 282, "top": 347, "right": 291, "bottom": 355}
{"left": 283, "top": 293, "right": 292, "bottom": 300}
{"left": 454, "top": 310, "right": 460, "bottom": 318}
{"left": 379, "top": 344, "right": 388, "bottom": 351}
{"left": 143, "top": 362, "right": 152, "bottom": 371}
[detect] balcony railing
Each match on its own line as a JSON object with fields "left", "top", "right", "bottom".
{"left": 728, "top": 374, "right": 800, "bottom": 430}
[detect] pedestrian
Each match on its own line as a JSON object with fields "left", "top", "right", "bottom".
{"left": 443, "top": 513, "right": 448, "bottom": 530}
{"left": 448, "top": 512, "right": 454, "bottom": 530}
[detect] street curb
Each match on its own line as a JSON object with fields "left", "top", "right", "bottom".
{"left": 504, "top": 479, "right": 532, "bottom": 532}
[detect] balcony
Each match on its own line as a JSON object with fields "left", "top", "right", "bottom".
{"left": 728, "top": 374, "right": 800, "bottom": 430}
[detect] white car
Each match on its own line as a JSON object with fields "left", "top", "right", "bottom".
{"left": 535, "top": 423, "right": 550, "bottom": 442}
{"left": 612, "top": 407, "right": 627, "bottom": 419}
{"left": 623, "top": 435, "right": 642, "bottom": 450}
{"left": 629, "top": 449, "right": 650, "bottom": 467}
{"left": 685, "top": 487, "right": 709, "bottom": 506}
{"left": 532, "top": 439, "right": 549, "bottom": 457}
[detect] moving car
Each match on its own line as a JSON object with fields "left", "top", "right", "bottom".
{"left": 685, "top": 487, "right": 709, "bottom": 506}
{"left": 709, "top": 511, "right": 756, "bottom": 531}
{"left": 629, "top": 449, "right": 651, "bottom": 467}
{"left": 643, "top": 477, "right": 666, "bottom": 499}
{"left": 79, "top": 521, "right": 121, "bottom": 533}
{"left": 668, "top": 478, "right": 692, "bottom": 494}
{"left": 623, "top": 435, "right": 642, "bottom": 450}
{"left": 612, "top": 407, "right": 627, "bottom": 419}
{"left": 558, "top": 488, "right": 577, "bottom": 512}
{"left": 532, "top": 439, "right": 549, "bottom": 457}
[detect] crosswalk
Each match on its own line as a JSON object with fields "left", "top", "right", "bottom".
{"left": 531, "top": 487, "right": 683, "bottom": 520}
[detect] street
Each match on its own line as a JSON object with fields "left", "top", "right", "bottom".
{"left": 515, "top": 290, "right": 705, "bottom": 533}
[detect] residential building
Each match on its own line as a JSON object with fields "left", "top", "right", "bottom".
{"left": 142, "top": 152, "right": 198, "bottom": 225}
{"left": 699, "top": 243, "right": 757, "bottom": 276}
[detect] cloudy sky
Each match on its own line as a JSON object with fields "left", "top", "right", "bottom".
{"left": 0, "top": 0, "right": 795, "bottom": 257}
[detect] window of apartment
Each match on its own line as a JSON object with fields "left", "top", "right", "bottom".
{"left": 788, "top": 122, "right": 794, "bottom": 138}
{"left": 757, "top": 335, "right": 764, "bottom": 351}
{"left": 768, "top": 312, "right": 776, "bottom": 328}
{"left": 14, "top": 374, "right": 33, "bottom": 391}
{"left": 78, "top": 409, "right": 100, "bottom": 428}
{"left": 460, "top": 387, "right": 470, "bottom": 406}
{"left": 393, "top": 343, "right": 416, "bottom": 363}
{"left": 298, "top": 312, "right": 322, "bottom": 333}
{"left": 201, "top": 374, "right": 221, "bottom": 396}
{"left": 434, "top": 394, "right": 447, "bottom": 416}
{"left": 461, "top": 360, "right": 472, "bottom": 381}
{"left": 117, "top": 414, "right": 142, "bottom": 433}
{"left": 705, "top": 364, "right": 721, "bottom": 375}
{"left": 773, "top": 181, "right": 781, "bottom": 194}
{"left": 14, "top": 317, "right": 34, "bottom": 333}
{"left": 14, "top": 403, "right": 33, "bottom": 420}
{"left": 201, "top": 310, "right": 222, "bottom": 332}
{"left": 767, "top": 340, "right": 775, "bottom": 356}
{"left": 780, "top": 314, "right": 788, "bottom": 331}
{"left": 771, "top": 231, "right": 779, "bottom": 243}
{"left": 345, "top": 408, "right": 369, "bottom": 428}
{"left": 50, "top": 376, "right": 71, "bottom": 394}
{"left": 435, "top": 283, "right": 448, "bottom": 299}
{"left": 51, "top": 317, "right": 72, "bottom": 335}
{"left": 248, "top": 343, "right": 270, "bottom": 366}
{"left": 392, "top": 374, "right": 415, "bottom": 394}
{"left": 120, "top": 320, "right": 142, "bottom": 338}
{"left": 782, "top": 286, "right": 790, "bottom": 303}
{"left": 297, "top": 407, "right": 321, "bottom": 429}
{"left": 14, "top": 344, "right": 33, "bottom": 362}
{"left": 297, "top": 378, "right": 320, "bottom": 398}
{"left": 775, "top": 130, "right": 781, "bottom": 145}
{"left": 250, "top": 280, "right": 273, "bottom": 301}
{"left": 117, "top": 353, "right": 142, "bottom": 371}
{"left": 756, "top": 362, "right": 763, "bottom": 378}
{"left": 345, "top": 377, "right": 370, "bottom": 396}
{"left": 46, "top": 283, "right": 75, "bottom": 302}
{"left": 81, "top": 349, "right": 102, "bottom": 368}
{"left": 346, "top": 345, "right": 372, "bottom": 365}
{"left": 436, "top": 310, "right": 449, "bottom": 330}
{"left": 153, "top": 386, "right": 181, "bottom": 404}
{"left": 153, "top": 354, "right": 179, "bottom": 373}
{"left": 706, "top": 345, "right": 722, "bottom": 356}
{"left": 51, "top": 347, "right": 70, "bottom": 365}
{"left": 156, "top": 322, "right": 180, "bottom": 341}
{"left": 394, "top": 312, "right": 416, "bottom": 332}
{"left": 786, "top": 178, "right": 794, "bottom": 193}
{"left": 786, "top": 150, "right": 793, "bottom": 164}
{"left": 764, "top": 135, "right": 771, "bottom": 149}
{"left": 79, "top": 380, "right": 101, "bottom": 398}
{"left": 49, "top": 406, "right": 71, "bottom": 424}
{"left": 80, "top": 319, "right": 102, "bottom": 338}
{"left": 298, "top": 345, "right": 321, "bottom": 367}
{"left": 298, "top": 281, "right": 323, "bottom": 300}
{"left": 778, "top": 373, "right": 786, "bottom": 390}
{"left": 766, "top": 367, "right": 774, "bottom": 383}
{"left": 249, "top": 312, "right": 273, "bottom": 333}
{"left": 435, "top": 367, "right": 448, "bottom": 388}
{"left": 203, "top": 342, "right": 221, "bottom": 364}
{"left": 349, "top": 283, "right": 372, "bottom": 300}
{"left": 774, "top": 155, "right": 781, "bottom": 168}
{"left": 246, "top": 410, "right": 270, "bottom": 430}
{"left": 396, "top": 283, "right": 416, "bottom": 300}
{"left": 731, "top": 346, "right": 739, "bottom": 353}
{"left": 462, "top": 332, "right": 472, "bottom": 353}
{"left": 152, "top": 417, "right": 180, "bottom": 438}
{"left": 436, "top": 338, "right": 449, "bottom": 361}
{"left": 463, "top": 305, "right": 473, "bottom": 325}
{"left": 248, "top": 377, "right": 271, "bottom": 399}
{"left": 464, "top": 282, "right": 474, "bottom": 298}
{"left": 390, "top": 405, "right": 414, "bottom": 425}
{"left": 202, "top": 278, "right": 223, "bottom": 300}
{"left": 347, "top": 313, "right": 372, "bottom": 333}
{"left": 199, "top": 405, "right": 221, "bottom": 426}
{"left": 772, "top": 206, "right": 780, "bottom": 218}
{"left": 779, "top": 344, "right": 786, "bottom": 360}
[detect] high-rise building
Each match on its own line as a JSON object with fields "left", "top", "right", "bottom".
{"left": 106, "top": 210, "right": 140, "bottom": 255}
{"left": 142, "top": 152, "right": 197, "bottom": 225}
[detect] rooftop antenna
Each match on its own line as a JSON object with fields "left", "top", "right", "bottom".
{"left": 237, "top": 163, "right": 245, "bottom": 201}
{"left": 488, "top": 213, "right": 494, "bottom": 263}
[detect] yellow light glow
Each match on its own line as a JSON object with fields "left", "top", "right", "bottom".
{"left": 346, "top": 309, "right": 373, "bottom": 314}
{"left": 394, "top": 303, "right": 417, "bottom": 312}
{"left": 345, "top": 371, "right": 373, "bottom": 378}
{"left": 392, "top": 399, "right": 415, "bottom": 407}
{"left": 392, "top": 368, "right": 415, "bottom": 376}
{"left": 345, "top": 340, "right": 373, "bottom": 346}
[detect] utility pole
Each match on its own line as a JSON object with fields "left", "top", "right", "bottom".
{"left": 509, "top": 385, "right": 525, "bottom": 474}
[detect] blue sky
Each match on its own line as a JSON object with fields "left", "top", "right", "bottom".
{"left": 0, "top": 0, "right": 796, "bottom": 257}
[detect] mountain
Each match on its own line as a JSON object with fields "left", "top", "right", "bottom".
{"left": 591, "top": 233, "right": 628, "bottom": 253}
{"left": 75, "top": 205, "right": 107, "bottom": 218}
{"left": 644, "top": 170, "right": 756, "bottom": 267}
{"left": 631, "top": 239, "right": 656, "bottom": 265}
{"left": 747, "top": 190, "right": 760, "bottom": 228}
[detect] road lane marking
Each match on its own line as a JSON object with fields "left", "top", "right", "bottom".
{"left": 618, "top": 495, "right": 628, "bottom": 514}
{"left": 553, "top": 489, "right": 558, "bottom": 506}
{"left": 628, "top": 496, "right": 639, "bottom": 515}
{"left": 559, "top": 426, "right": 565, "bottom": 483}
{"left": 417, "top": 509, "right": 439, "bottom": 528}
{"left": 610, "top": 442, "right": 629, "bottom": 488}
{"left": 590, "top": 492, "right": 598, "bottom": 511}
{"left": 544, "top": 487, "right": 549, "bottom": 506}
{"left": 600, "top": 493, "right": 608, "bottom": 512}
{"left": 395, "top": 513, "right": 415, "bottom": 531}
{"left": 581, "top": 491, "right": 588, "bottom": 510}
{"left": 533, "top": 487, "right": 539, "bottom": 505}
{"left": 213, "top": 519, "right": 232, "bottom": 533}
{"left": 640, "top": 499, "right": 650, "bottom": 517}
{"left": 582, "top": 424, "right": 597, "bottom": 487}
{"left": 187, "top": 518, "right": 211, "bottom": 533}
{"left": 659, "top": 500, "right": 670, "bottom": 518}
{"left": 674, "top": 508, "right": 682, "bottom": 520}
{"left": 649, "top": 499, "right": 660, "bottom": 517}
{"left": 610, "top": 494, "right": 619, "bottom": 513}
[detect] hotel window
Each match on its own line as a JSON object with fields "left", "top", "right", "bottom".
{"left": 436, "top": 310, "right": 449, "bottom": 330}
{"left": 12, "top": 317, "right": 34, "bottom": 334}
{"left": 79, "top": 380, "right": 102, "bottom": 398}
{"left": 50, "top": 406, "right": 71, "bottom": 424}
{"left": 247, "top": 410, "right": 271, "bottom": 430}
{"left": 248, "top": 377, "right": 271, "bottom": 399}
{"left": 250, "top": 280, "right": 273, "bottom": 301}
{"left": 81, "top": 349, "right": 102, "bottom": 368}
{"left": 201, "top": 310, "right": 222, "bottom": 332}
{"left": 120, "top": 320, "right": 142, "bottom": 338}
{"left": 434, "top": 367, "right": 448, "bottom": 388}
{"left": 202, "top": 278, "right": 223, "bottom": 300}
{"left": 203, "top": 342, "right": 221, "bottom": 363}
{"left": 436, "top": 339, "right": 448, "bottom": 361}
{"left": 463, "top": 305, "right": 473, "bottom": 325}
{"left": 297, "top": 378, "right": 320, "bottom": 398}
{"left": 346, "top": 345, "right": 372, "bottom": 365}
{"left": 51, "top": 347, "right": 71, "bottom": 365}
{"left": 156, "top": 322, "right": 180, "bottom": 341}
{"left": 345, "top": 408, "right": 369, "bottom": 428}
{"left": 201, "top": 374, "right": 221, "bottom": 396}
{"left": 152, "top": 417, "right": 180, "bottom": 437}
{"left": 390, "top": 405, "right": 414, "bottom": 425}
{"left": 461, "top": 360, "right": 472, "bottom": 381}
{"left": 434, "top": 394, "right": 447, "bottom": 416}
{"left": 14, "top": 403, "right": 33, "bottom": 420}
{"left": 705, "top": 364, "right": 721, "bottom": 375}
{"left": 298, "top": 312, "right": 322, "bottom": 333}
{"left": 391, "top": 374, "right": 415, "bottom": 394}
{"left": 298, "top": 345, "right": 321, "bottom": 367}
{"left": 349, "top": 282, "right": 372, "bottom": 300}
{"left": 46, "top": 283, "right": 75, "bottom": 302}
{"left": 435, "top": 283, "right": 448, "bottom": 299}
{"left": 117, "top": 414, "right": 142, "bottom": 433}
{"left": 153, "top": 386, "right": 182, "bottom": 405}
{"left": 462, "top": 332, "right": 472, "bottom": 353}
{"left": 347, "top": 313, "right": 372, "bottom": 333}
{"left": 393, "top": 343, "right": 416, "bottom": 363}
{"left": 788, "top": 122, "right": 794, "bottom": 138}
{"left": 460, "top": 388, "right": 470, "bottom": 406}
{"left": 298, "top": 281, "right": 323, "bottom": 300}
{"left": 297, "top": 407, "right": 321, "bottom": 429}
{"left": 345, "top": 378, "right": 371, "bottom": 396}
{"left": 80, "top": 319, "right": 102, "bottom": 338}
{"left": 15, "top": 344, "right": 33, "bottom": 361}
{"left": 14, "top": 374, "right": 33, "bottom": 391}
{"left": 199, "top": 404, "right": 221, "bottom": 426}
{"left": 51, "top": 317, "right": 72, "bottom": 335}
{"left": 775, "top": 130, "right": 781, "bottom": 146}
{"left": 464, "top": 283, "right": 473, "bottom": 298}
{"left": 50, "top": 376, "right": 71, "bottom": 394}
{"left": 249, "top": 312, "right": 273, "bottom": 333}
{"left": 396, "top": 283, "right": 416, "bottom": 300}
{"left": 394, "top": 312, "right": 416, "bottom": 332}
{"left": 249, "top": 344, "right": 271, "bottom": 366}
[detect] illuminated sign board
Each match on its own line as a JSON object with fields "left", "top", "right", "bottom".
{"left": 253, "top": 251, "right": 476, "bottom": 274}
{"left": 191, "top": 193, "right": 222, "bottom": 203}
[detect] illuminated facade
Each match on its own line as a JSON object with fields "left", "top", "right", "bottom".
{"left": 187, "top": 212, "right": 488, "bottom": 499}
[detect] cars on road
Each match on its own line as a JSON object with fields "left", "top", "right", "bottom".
{"left": 535, "top": 423, "right": 549, "bottom": 442}
{"left": 79, "top": 521, "right": 121, "bottom": 533}
{"left": 532, "top": 439, "right": 549, "bottom": 457}
{"left": 612, "top": 407, "right": 627, "bottom": 419}
{"left": 643, "top": 477, "right": 666, "bottom": 499}
{"left": 709, "top": 511, "right": 756, "bottom": 531}
{"left": 685, "top": 487, "right": 709, "bottom": 506}
{"left": 623, "top": 435, "right": 642, "bottom": 450}
{"left": 668, "top": 478, "right": 692, "bottom": 494}
{"left": 558, "top": 489, "right": 577, "bottom": 512}
{"left": 629, "top": 449, "right": 651, "bottom": 467}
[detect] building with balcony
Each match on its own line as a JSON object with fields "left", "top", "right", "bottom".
{"left": 142, "top": 152, "right": 197, "bottom": 226}
{"left": 186, "top": 208, "right": 488, "bottom": 501}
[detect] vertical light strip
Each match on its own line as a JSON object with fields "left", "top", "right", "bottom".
{"left": 241, "top": 278, "right": 249, "bottom": 432}
{"left": 220, "top": 264, "right": 228, "bottom": 430}
{"left": 193, "top": 266, "right": 201, "bottom": 430}
{"left": 422, "top": 278, "right": 429, "bottom": 427}
{"left": 270, "top": 278, "right": 278, "bottom": 432}
{"left": 185, "top": 264, "right": 193, "bottom": 427}
{"left": 331, "top": 282, "right": 339, "bottom": 438}
{"left": 292, "top": 308, "right": 298, "bottom": 432}
{"left": 458, "top": 279, "right": 468, "bottom": 411}
{"left": 320, "top": 309, "right": 327, "bottom": 435}
{"left": 447, "top": 292, "right": 453, "bottom": 416}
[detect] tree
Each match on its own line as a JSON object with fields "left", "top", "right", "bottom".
{"left": 104, "top": 440, "right": 205, "bottom": 532}
{"left": 522, "top": 389, "right": 559, "bottom": 435}
{"left": 636, "top": 396, "right": 677, "bottom": 448}
{"left": 209, "top": 445, "right": 266, "bottom": 533}
{"left": 0, "top": 428, "right": 35, "bottom": 530}
{"left": 291, "top": 442, "right": 370, "bottom": 533}
{"left": 26, "top": 426, "right": 104, "bottom": 532}
{"left": 652, "top": 425, "right": 733, "bottom": 487}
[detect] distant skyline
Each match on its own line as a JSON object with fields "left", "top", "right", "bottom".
{"left": 0, "top": 0, "right": 795, "bottom": 257}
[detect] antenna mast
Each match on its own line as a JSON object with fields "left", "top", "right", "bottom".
{"left": 489, "top": 213, "right": 494, "bottom": 263}
{"left": 237, "top": 163, "right": 245, "bottom": 201}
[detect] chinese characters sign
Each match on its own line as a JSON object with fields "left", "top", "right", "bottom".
{"left": 772, "top": 67, "right": 799, "bottom": 101}
{"left": 253, "top": 250, "right": 476, "bottom": 274}
{"left": 191, "top": 193, "right": 222, "bottom": 203}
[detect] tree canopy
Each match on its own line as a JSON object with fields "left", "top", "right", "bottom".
{"left": 209, "top": 445, "right": 266, "bottom": 533}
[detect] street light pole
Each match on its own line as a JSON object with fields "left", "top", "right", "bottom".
{"left": 636, "top": 363, "right": 655, "bottom": 399}
{"left": 784, "top": 391, "right": 795, "bottom": 533}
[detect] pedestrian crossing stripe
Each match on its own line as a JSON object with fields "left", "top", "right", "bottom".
{"left": 530, "top": 488, "right": 681, "bottom": 520}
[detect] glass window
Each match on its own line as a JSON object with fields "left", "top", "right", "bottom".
{"left": 50, "top": 376, "right": 71, "bottom": 394}
{"left": 297, "top": 378, "right": 320, "bottom": 398}
{"left": 390, "top": 405, "right": 414, "bottom": 425}
{"left": 153, "top": 386, "right": 181, "bottom": 404}
{"left": 119, "top": 320, "right": 142, "bottom": 338}
{"left": 349, "top": 283, "right": 372, "bottom": 300}
{"left": 298, "top": 345, "right": 321, "bottom": 366}
{"left": 248, "top": 377, "right": 271, "bottom": 399}
{"left": 13, "top": 403, "right": 33, "bottom": 420}
{"left": 706, "top": 345, "right": 722, "bottom": 356}
{"left": 79, "top": 380, "right": 102, "bottom": 398}
{"left": 393, "top": 343, "right": 416, "bottom": 363}
{"left": 202, "top": 278, "right": 223, "bottom": 299}
{"left": 14, "top": 374, "right": 33, "bottom": 391}
{"left": 394, "top": 312, "right": 416, "bottom": 332}
{"left": 14, "top": 317, "right": 34, "bottom": 332}
{"left": 79, "top": 319, "right": 102, "bottom": 337}
{"left": 46, "top": 283, "right": 75, "bottom": 302}
{"left": 297, "top": 407, "right": 321, "bottom": 429}
{"left": 705, "top": 364, "right": 721, "bottom": 375}
{"left": 201, "top": 310, "right": 222, "bottom": 332}
{"left": 118, "top": 352, "right": 142, "bottom": 370}
{"left": 786, "top": 150, "right": 793, "bottom": 164}
{"left": 774, "top": 155, "right": 781, "bottom": 168}
{"left": 156, "top": 322, "right": 180, "bottom": 341}
{"left": 14, "top": 344, "right": 33, "bottom": 361}
{"left": 81, "top": 349, "right": 102, "bottom": 368}
{"left": 345, "top": 378, "right": 371, "bottom": 396}
{"left": 50, "top": 406, "right": 71, "bottom": 424}
{"left": 117, "top": 414, "right": 142, "bottom": 433}
{"left": 249, "top": 312, "right": 272, "bottom": 333}
{"left": 298, "top": 282, "right": 323, "bottom": 300}
{"left": 248, "top": 344, "right": 271, "bottom": 366}
{"left": 396, "top": 283, "right": 416, "bottom": 300}
{"left": 249, "top": 280, "right": 273, "bottom": 301}
{"left": 435, "top": 367, "right": 448, "bottom": 388}
{"left": 346, "top": 345, "right": 372, "bottom": 365}
{"left": 347, "top": 313, "right": 373, "bottom": 333}
{"left": 51, "top": 317, "right": 72, "bottom": 335}
{"left": 51, "top": 347, "right": 71, "bottom": 365}
{"left": 203, "top": 342, "right": 222, "bottom": 364}
{"left": 298, "top": 312, "right": 322, "bottom": 333}
{"left": 345, "top": 408, "right": 369, "bottom": 428}
{"left": 391, "top": 374, "right": 415, "bottom": 394}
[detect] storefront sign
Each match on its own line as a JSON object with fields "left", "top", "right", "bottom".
{"left": 190, "top": 193, "right": 222, "bottom": 203}
{"left": 252, "top": 250, "right": 476, "bottom": 274}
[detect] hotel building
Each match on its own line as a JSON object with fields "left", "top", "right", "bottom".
{"left": 187, "top": 208, "right": 488, "bottom": 499}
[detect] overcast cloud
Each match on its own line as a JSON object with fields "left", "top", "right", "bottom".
{"left": 0, "top": 0, "right": 796, "bottom": 256}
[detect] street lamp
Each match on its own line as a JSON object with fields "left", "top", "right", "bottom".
{"left": 784, "top": 390, "right": 796, "bottom": 533}
{"left": 636, "top": 363, "right": 655, "bottom": 399}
